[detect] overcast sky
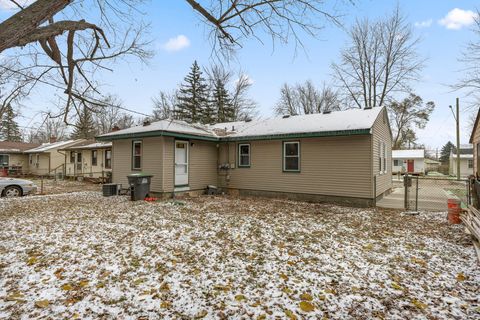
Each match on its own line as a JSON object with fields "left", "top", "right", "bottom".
{"left": 0, "top": 0, "right": 479, "bottom": 150}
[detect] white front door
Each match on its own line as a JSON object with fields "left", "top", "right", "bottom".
{"left": 175, "top": 141, "right": 189, "bottom": 186}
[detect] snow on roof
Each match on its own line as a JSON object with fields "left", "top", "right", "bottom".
{"left": 0, "top": 141, "right": 40, "bottom": 152}
{"left": 98, "top": 107, "right": 384, "bottom": 140}
{"left": 98, "top": 120, "right": 216, "bottom": 138}
{"left": 392, "top": 149, "right": 425, "bottom": 159}
{"left": 81, "top": 142, "right": 112, "bottom": 149}
{"left": 451, "top": 153, "right": 474, "bottom": 159}
{"left": 25, "top": 140, "right": 77, "bottom": 153}
{"left": 63, "top": 140, "right": 112, "bottom": 150}
{"left": 210, "top": 107, "right": 384, "bottom": 138}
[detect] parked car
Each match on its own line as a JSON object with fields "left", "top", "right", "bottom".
{"left": 0, "top": 178, "right": 37, "bottom": 197}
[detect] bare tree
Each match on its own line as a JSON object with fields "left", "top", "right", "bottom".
{"left": 332, "top": 7, "right": 423, "bottom": 109}
{"left": 231, "top": 73, "right": 258, "bottom": 120}
{"left": 0, "top": 0, "right": 350, "bottom": 122}
{"left": 27, "top": 115, "right": 69, "bottom": 143}
{"left": 151, "top": 90, "right": 178, "bottom": 121}
{"left": 388, "top": 93, "right": 435, "bottom": 149}
{"left": 275, "top": 80, "right": 340, "bottom": 115}
{"left": 456, "top": 11, "right": 480, "bottom": 97}
{"left": 0, "top": 0, "right": 151, "bottom": 124}
{"left": 0, "top": 57, "right": 38, "bottom": 119}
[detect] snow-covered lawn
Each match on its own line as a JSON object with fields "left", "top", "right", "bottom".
{"left": 0, "top": 192, "right": 478, "bottom": 319}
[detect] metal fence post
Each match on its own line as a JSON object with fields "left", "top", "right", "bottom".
{"left": 404, "top": 174, "right": 409, "bottom": 210}
{"left": 415, "top": 176, "right": 419, "bottom": 212}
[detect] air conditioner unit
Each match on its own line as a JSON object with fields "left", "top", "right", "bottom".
{"left": 103, "top": 183, "right": 121, "bottom": 197}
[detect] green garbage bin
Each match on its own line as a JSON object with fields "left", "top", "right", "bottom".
{"left": 127, "top": 173, "right": 153, "bottom": 201}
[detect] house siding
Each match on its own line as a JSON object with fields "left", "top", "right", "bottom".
{"left": 449, "top": 157, "right": 473, "bottom": 178}
{"left": 2, "top": 154, "right": 28, "bottom": 167}
{"left": 66, "top": 149, "right": 112, "bottom": 178}
{"left": 112, "top": 137, "right": 164, "bottom": 192}
{"left": 218, "top": 135, "right": 373, "bottom": 199}
{"left": 472, "top": 128, "right": 480, "bottom": 176}
{"left": 371, "top": 108, "right": 393, "bottom": 197}
{"left": 162, "top": 137, "right": 218, "bottom": 192}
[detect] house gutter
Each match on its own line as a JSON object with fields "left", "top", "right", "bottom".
{"left": 96, "top": 128, "right": 372, "bottom": 142}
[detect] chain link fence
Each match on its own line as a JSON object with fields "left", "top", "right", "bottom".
{"left": 403, "top": 175, "right": 470, "bottom": 212}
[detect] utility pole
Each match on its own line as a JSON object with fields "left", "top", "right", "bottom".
{"left": 450, "top": 98, "right": 461, "bottom": 181}
{"left": 456, "top": 98, "right": 460, "bottom": 181}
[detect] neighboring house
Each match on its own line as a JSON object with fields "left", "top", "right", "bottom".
{"left": 62, "top": 140, "right": 112, "bottom": 179}
{"left": 392, "top": 149, "right": 425, "bottom": 174}
{"left": 449, "top": 145, "right": 473, "bottom": 178}
{"left": 0, "top": 141, "right": 41, "bottom": 175}
{"left": 97, "top": 107, "right": 392, "bottom": 207}
{"left": 471, "top": 111, "right": 480, "bottom": 177}
{"left": 424, "top": 158, "right": 441, "bottom": 173}
{"left": 24, "top": 139, "right": 79, "bottom": 176}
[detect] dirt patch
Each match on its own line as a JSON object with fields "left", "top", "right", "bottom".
{"left": 29, "top": 178, "right": 100, "bottom": 195}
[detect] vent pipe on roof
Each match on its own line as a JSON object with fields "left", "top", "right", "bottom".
{"left": 282, "top": 115, "right": 290, "bottom": 118}
{"left": 232, "top": 125, "right": 235, "bottom": 131}
{"left": 143, "top": 120, "right": 151, "bottom": 126}
{"left": 322, "top": 110, "right": 331, "bottom": 114}
{"left": 364, "top": 106, "right": 372, "bottom": 110}
{"left": 49, "top": 136, "right": 57, "bottom": 143}
{"left": 111, "top": 125, "right": 120, "bottom": 132}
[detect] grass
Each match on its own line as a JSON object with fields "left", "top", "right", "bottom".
{"left": 0, "top": 192, "right": 479, "bottom": 319}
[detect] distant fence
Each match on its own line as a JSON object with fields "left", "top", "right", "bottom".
{"left": 402, "top": 175, "right": 470, "bottom": 212}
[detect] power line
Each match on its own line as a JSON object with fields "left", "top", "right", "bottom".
{"left": 0, "top": 65, "right": 151, "bottom": 117}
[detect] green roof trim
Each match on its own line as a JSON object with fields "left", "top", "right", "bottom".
{"left": 222, "top": 129, "right": 371, "bottom": 141}
{"left": 96, "top": 130, "right": 219, "bottom": 142}
{"left": 96, "top": 128, "right": 371, "bottom": 142}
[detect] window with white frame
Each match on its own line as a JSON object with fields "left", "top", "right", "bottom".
{"left": 378, "top": 141, "right": 383, "bottom": 173}
{"left": 92, "top": 150, "right": 98, "bottom": 166}
{"left": 105, "top": 149, "right": 112, "bottom": 169}
{"left": 29, "top": 154, "right": 32, "bottom": 165}
{"left": 35, "top": 154, "right": 40, "bottom": 168}
{"left": 238, "top": 144, "right": 250, "bottom": 167}
{"left": 468, "top": 159, "right": 473, "bottom": 169}
{"left": 70, "top": 151, "right": 75, "bottom": 163}
{"left": 132, "top": 141, "right": 142, "bottom": 170}
{"left": 0, "top": 154, "right": 9, "bottom": 168}
{"left": 383, "top": 142, "right": 387, "bottom": 173}
{"left": 393, "top": 159, "right": 401, "bottom": 166}
{"left": 283, "top": 141, "right": 300, "bottom": 172}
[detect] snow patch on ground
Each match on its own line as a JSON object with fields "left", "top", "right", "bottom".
{"left": 0, "top": 192, "right": 479, "bottom": 319}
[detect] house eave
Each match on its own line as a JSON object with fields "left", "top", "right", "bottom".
{"left": 97, "top": 128, "right": 372, "bottom": 142}
{"left": 222, "top": 129, "right": 372, "bottom": 141}
{"left": 96, "top": 130, "right": 220, "bottom": 142}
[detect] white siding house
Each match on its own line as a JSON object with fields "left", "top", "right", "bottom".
{"left": 392, "top": 149, "right": 425, "bottom": 174}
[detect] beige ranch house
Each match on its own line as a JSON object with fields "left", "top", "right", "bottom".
{"left": 24, "top": 140, "right": 79, "bottom": 176}
{"left": 0, "top": 141, "right": 41, "bottom": 175}
{"left": 98, "top": 107, "right": 392, "bottom": 207}
{"left": 61, "top": 140, "right": 112, "bottom": 179}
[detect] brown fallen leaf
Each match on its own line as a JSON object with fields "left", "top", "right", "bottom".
{"left": 285, "top": 309, "right": 298, "bottom": 320}
{"left": 61, "top": 283, "right": 73, "bottom": 291}
{"left": 456, "top": 273, "right": 466, "bottom": 281}
{"left": 300, "top": 293, "right": 313, "bottom": 301}
{"left": 299, "top": 301, "right": 315, "bottom": 312}
{"left": 35, "top": 300, "right": 50, "bottom": 308}
{"left": 235, "top": 294, "right": 246, "bottom": 301}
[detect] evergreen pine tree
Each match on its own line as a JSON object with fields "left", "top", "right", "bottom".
{"left": 0, "top": 104, "right": 22, "bottom": 141}
{"left": 439, "top": 141, "right": 455, "bottom": 164}
{"left": 175, "top": 61, "right": 209, "bottom": 123}
{"left": 72, "top": 106, "right": 97, "bottom": 139}
{"left": 212, "top": 77, "right": 235, "bottom": 123}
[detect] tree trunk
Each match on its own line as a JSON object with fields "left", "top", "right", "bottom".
{"left": 0, "top": 0, "right": 72, "bottom": 53}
